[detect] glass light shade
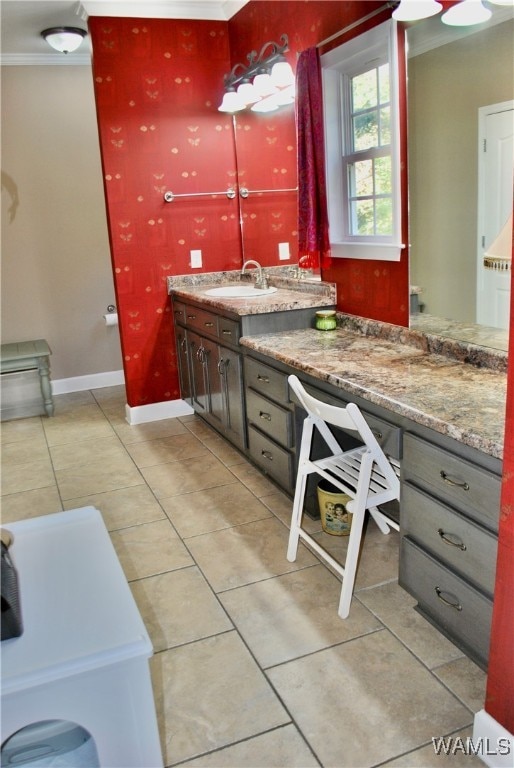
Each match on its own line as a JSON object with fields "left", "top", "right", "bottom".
{"left": 250, "top": 94, "right": 280, "bottom": 113}
{"left": 237, "top": 81, "right": 260, "bottom": 105}
{"left": 270, "top": 60, "right": 295, "bottom": 88}
{"left": 252, "top": 72, "right": 278, "bottom": 97}
{"left": 42, "top": 27, "right": 87, "bottom": 53}
{"left": 487, "top": 0, "right": 514, "bottom": 5}
{"left": 274, "top": 83, "right": 296, "bottom": 105}
{"left": 218, "top": 90, "right": 246, "bottom": 112}
{"left": 392, "top": 0, "right": 442, "bottom": 21}
{"left": 442, "top": 0, "right": 492, "bottom": 26}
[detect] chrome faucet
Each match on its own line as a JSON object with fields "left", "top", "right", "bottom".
{"left": 241, "top": 259, "right": 269, "bottom": 290}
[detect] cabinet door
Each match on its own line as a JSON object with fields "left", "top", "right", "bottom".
{"left": 188, "top": 330, "right": 209, "bottom": 416}
{"left": 202, "top": 336, "right": 224, "bottom": 431}
{"left": 220, "top": 346, "right": 246, "bottom": 451}
{"left": 175, "top": 327, "right": 192, "bottom": 405}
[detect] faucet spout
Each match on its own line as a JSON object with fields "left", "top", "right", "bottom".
{"left": 241, "top": 259, "right": 269, "bottom": 290}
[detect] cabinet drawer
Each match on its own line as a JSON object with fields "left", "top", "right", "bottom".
{"left": 172, "top": 301, "right": 187, "bottom": 325}
{"left": 248, "top": 425, "right": 294, "bottom": 491}
{"left": 184, "top": 307, "right": 219, "bottom": 336}
{"left": 245, "top": 357, "right": 290, "bottom": 405}
{"left": 219, "top": 316, "right": 240, "bottom": 345}
{"left": 399, "top": 537, "right": 492, "bottom": 669}
{"left": 246, "top": 389, "right": 294, "bottom": 448}
{"left": 402, "top": 433, "right": 500, "bottom": 532}
{"left": 401, "top": 483, "right": 497, "bottom": 595}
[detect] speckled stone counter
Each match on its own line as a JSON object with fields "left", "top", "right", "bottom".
{"left": 167, "top": 268, "right": 336, "bottom": 316}
{"left": 241, "top": 326, "right": 507, "bottom": 460}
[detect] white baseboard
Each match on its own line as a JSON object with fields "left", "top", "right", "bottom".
{"left": 51, "top": 370, "right": 125, "bottom": 395}
{"left": 125, "top": 399, "right": 194, "bottom": 425}
{"left": 473, "top": 709, "right": 514, "bottom": 767}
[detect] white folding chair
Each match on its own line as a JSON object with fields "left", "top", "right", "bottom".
{"left": 287, "top": 374, "right": 400, "bottom": 618}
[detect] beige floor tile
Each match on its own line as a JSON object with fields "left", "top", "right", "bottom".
{"left": 0, "top": 486, "right": 63, "bottom": 524}
{"left": 182, "top": 417, "right": 219, "bottom": 439}
{"left": 383, "top": 726, "right": 483, "bottom": 766}
{"left": 186, "top": 517, "right": 319, "bottom": 593}
{"left": 180, "top": 724, "right": 320, "bottom": 767}
{"left": 110, "top": 519, "right": 193, "bottom": 581}
{"left": 432, "top": 656, "right": 487, "bottom": 713}
{"left": 91, "top": 385, "right": 126, "bottom": 404}
{"left": 1, "top": 458, "right": 55, "bottom": 496}
{"left": 260, "top": 490, "right": 324, "bottom": 535}
{"left": 49, "top": 435, "right": 127, "bottom": 471}
{"left": 140, "top": 453, "right": 236, "bottom": 499}
{"left": 0, "top": 416, "right": 45, "bottom": 445}
{"left": 161, "top": 482, "right": 272, "bottom": 538}
{"left": 113, "top": 418, "right": 189, "bottom": 445}
{"left": 229, "top": 461, "right": 282, "bottom": 497}
{"left": 200, "top": 434, "right": 247, "bottom": 466}
{"left": 55, "top": 454, "right": 144, "bottom": 500}
{"left": 220, "top": 564, "right": 382, "bottom": 668}
{"left": 268, "top": 629, "right": 473, "bottom": 768}
{"left": 357, "top": 580, "right": 464, "bottom": 668}
{"left": 63, "top": 485, "right": 165, "bottom": 530}
{"left": 43, "top": 403, "right": 115, "bottom": 446}
{"left": 125, "top": 433, "right": 209, "bottom": 468}
{"left": 2, "top": 436, "right": 50, "bottom": 466}
{"left": 150, "top": 632, "right": 289, "bottom": 765}
{"left": 132, "top": 567, "right": 232, "bottom": 652}
{"left": 52, "top": 391, "right": 97, "bottom": 413}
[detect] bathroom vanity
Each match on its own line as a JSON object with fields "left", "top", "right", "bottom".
{"left": 169, "top": 272, "right": 506, "bottom": 669}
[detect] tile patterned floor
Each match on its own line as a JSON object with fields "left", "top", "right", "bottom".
{"left": 1, "top": 386, "right": 486, "bottom": 767}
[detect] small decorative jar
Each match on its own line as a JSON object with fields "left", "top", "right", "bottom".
{"left": 315, "top": 310, "right": 337, "bottom": 331}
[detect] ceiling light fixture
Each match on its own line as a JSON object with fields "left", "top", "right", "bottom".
{"left": 441, "top": 0, "right": 492, "bottom": 26}
{"left": 41, "top": 27, "right": 87, "bottom": 54}
{"left": 218, "top": 34, "right": 295, "bottom": 113}
{"left": 392, "top": 0, "right": 443, "bottom": 22}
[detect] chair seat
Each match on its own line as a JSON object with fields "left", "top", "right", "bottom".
{"left": 286, "top": 375, "right": 400, "bottom": 618}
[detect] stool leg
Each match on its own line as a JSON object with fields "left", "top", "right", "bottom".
{"left": 37, "top": 357, "right": 54, "bottom": 417}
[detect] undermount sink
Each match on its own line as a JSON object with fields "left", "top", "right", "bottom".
{"left": 204, "top": 285, "right": 278, "bottom": 298}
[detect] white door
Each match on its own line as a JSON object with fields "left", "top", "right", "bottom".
{"left": 476, "top": 102, "right": 513, "bottom": 330}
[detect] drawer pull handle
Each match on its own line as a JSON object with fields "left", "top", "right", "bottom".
{"left": 435, "top": 586, "right": 462, "bottom": 611}
{"left": 187, "top": 314, "right": 196, "bottom": 320}
{"left": 261, "top": 450, "right": 274, "bottom": 461}
{"left": 257, "top": 375, "right": 270, "bottom": 383}
{"left": 440, "top": 471, "right": 469, "bottom": 491}
{"left": 259, "top": 411, "right": 272, "bottom": 421}
{"left": 437, "top": 528, "right": 467, "bottom": 551}
{"left": 204, "top": 321, "right": 215, "bottom": 328}
{"left": 372, "top": 429, "right": 383, "bottom": 440}
{"left": 222, "top": 329, "right": 233, "bottom": 336}
{"left": 181, "top": 338, "right": 187, "bottom": 352}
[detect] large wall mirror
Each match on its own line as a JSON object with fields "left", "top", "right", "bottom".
{"left": 407, "top": 6, "right": 513, "bottom": 351}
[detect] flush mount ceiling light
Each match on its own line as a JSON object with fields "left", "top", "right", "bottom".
{"left": 441, "top": 0, "right": 492, "bottom": 26}
{"left": 218, "top": 34, "right": 295, "bottom": 113}
{"left": 392, "top": 0, "right": 443, "bottom": 22}
{"left": 41, "top": 27, "right": 87, "bottom": 54}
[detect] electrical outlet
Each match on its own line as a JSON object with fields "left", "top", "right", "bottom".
{"left": 190, "top": 250, "right": 202, "bottom": 269}
{"left": 278, "top": 242, "right": 290, "bottom": 260}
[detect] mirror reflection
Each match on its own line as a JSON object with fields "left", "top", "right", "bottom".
{"left": 407, "top": 8, "right": 513, "bottom": 351}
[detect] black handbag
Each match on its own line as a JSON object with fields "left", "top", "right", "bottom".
{"left": 1, "top": 528, "right": 23, "bottom": 640}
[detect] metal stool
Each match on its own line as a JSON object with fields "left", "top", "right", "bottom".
{"left": 287, "top": 375, "right": 400, "bottom": 618}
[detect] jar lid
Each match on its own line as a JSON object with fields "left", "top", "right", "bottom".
{"left": 315, "top": 310, "right": 336, "bottom": 318}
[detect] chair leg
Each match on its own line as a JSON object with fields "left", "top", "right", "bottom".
{"left": 337, "top": 503, "right": 367, "bottom": 619}
{"left": 287, "top": 467, "right": 307, "bottom": 562}
{"left": 369, "top": 506, "right": 393, "bottom": 534}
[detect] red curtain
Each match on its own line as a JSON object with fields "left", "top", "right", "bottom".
{"left": 296, "top": 47, "right": 331, "bottom": 269}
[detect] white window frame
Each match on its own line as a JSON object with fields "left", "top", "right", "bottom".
{"left": 322, "top": 20, "right": 404, "bottom": 261}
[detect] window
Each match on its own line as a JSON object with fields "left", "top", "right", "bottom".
{"left": 322, "top": 21, "right": 403, "bottom": 261}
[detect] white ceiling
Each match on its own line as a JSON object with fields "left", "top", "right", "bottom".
{"left": 0, "top": 0, "right": 249, "bottom": 65}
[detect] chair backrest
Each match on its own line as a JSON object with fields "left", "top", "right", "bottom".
{"left": 288, "top": 374, "right": 398, "bottom": 490}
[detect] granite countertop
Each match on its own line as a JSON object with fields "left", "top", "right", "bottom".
{"left": 241, "top": 327, "right": 507, "bottom": 460}
{"left": 167, "top": 269, "right": 336, "bottom": 316}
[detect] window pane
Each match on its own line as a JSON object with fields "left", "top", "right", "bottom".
{"left": 375, "top": 156, "right": 391, "bottom": 194}
{"left": 376, "top": 197, "right": 393, "bottom": 234}
{"left": 351, "top": 199, "right": 374, "bottom": 235}
{"left": 349, "top": 160, "right": 373, "bottom": 197}
{"left": 379, "top": 107, "right": 391, "bottom": 146}
{"left": 378, "top": 64, "right": 390, "bottom": 104}
{"left": 353, "top": 112, "right": 378, "bottom": 151}
{"left": 352, "top": 69, "right": 377, "bottom": 110}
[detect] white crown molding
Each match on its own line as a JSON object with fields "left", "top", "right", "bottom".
{"left": 0, "top": 53, "right": 91, "bottom": 66}
{"left": 78, "top": 0, "right": 248, "bottom": 21}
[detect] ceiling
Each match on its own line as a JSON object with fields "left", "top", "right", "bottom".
{"left": 0, "top": 0, "right": 249, "bottom": 65}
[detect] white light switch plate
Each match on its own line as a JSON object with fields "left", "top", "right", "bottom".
{"left": 278, "top": 242, "right": 290, "bottom": 260}
{"left": 190, "top": 250, "right": 202, "bottom": 268}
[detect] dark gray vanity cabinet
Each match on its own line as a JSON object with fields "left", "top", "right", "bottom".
{"left": 172, "top": 299, "right": 246, "bottom": 451}
{"left": 399, "top": 432, "right": 501, "bottom": 670}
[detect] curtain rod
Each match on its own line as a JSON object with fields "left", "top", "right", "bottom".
{"left": 316, "top": 2, "right": 394, "bottom": 50}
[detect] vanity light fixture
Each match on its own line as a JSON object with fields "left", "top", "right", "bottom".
{"left": 41, "top": 27, "right": 87, "bottom": 53}
{"left": 392, "top": 0, "right": 443, "bottom": 22}
{"left": 218, "top": 34, "right": 295, "bottom": 113}
{"left": 442, "top": 0, "right": 492, "bottom": 26}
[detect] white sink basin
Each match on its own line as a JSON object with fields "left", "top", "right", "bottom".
{"left": 204, "top": 285, "right": 278, "bottom": 298}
